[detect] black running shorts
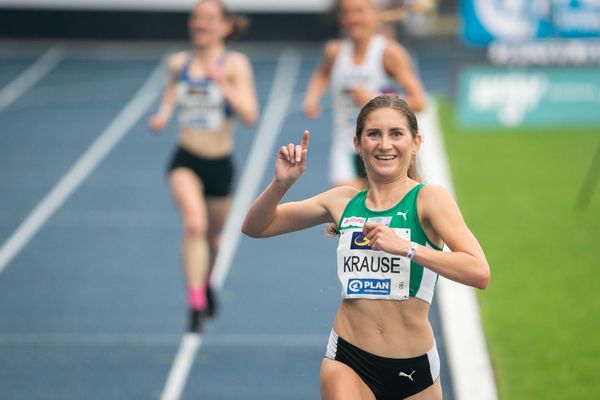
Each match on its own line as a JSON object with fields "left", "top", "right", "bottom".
{"left": 168, "top": 146, "right": 234, "bottom": 197}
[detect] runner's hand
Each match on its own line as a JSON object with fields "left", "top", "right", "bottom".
{"left": 148, "top": 112, "right": 169, "bottom": 133}
{"left": 349, "top": 86, "right": 375, "bottom": 107}
{"left": 363, "top": 221, "right": 409, "bottom": 255}
{"left": 275, "top": 130, "right": 309, "bottom": 185}
{"left": 302, "top": 99, "right": 321, "bottom": 119}
{"left": 205, "top": 63, "right": 225, "bottom": 85}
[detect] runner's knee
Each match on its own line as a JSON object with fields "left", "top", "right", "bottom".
{"left": 183, "top": 214, "right": 208, "bottom": 238}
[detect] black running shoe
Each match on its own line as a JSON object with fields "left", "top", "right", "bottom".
{"left": 206, "top": 285, "right": 218, "bottom": 319}
{"left": 188, "top": 309, "right": 206, "bottom": 333}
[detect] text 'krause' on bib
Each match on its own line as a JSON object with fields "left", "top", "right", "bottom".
{"left": 337, "top": 228, "right": 411, "bottom": 300}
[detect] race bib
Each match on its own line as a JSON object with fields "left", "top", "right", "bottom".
{"left": 337, "top": 228, "right": 411, "bottom": 300}
{"left": 178, "top": 82, "right": 225, "bottom": 130}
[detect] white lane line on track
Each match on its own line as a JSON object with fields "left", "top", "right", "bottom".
{"left": 0, "top": 44, "right": 65, "bottom": 111}
{"left": 163, "top": 333, "right": 203, "bottom": 400}
{"left": 0, "top": 55, "right": 168, "bottom": 274}
{"left": 160, "top": 48, "right": 302, "bottom": 400}
{"left": 210, "top": 51, "right": 302, "bottom": 291}
{"left": 417, "top": 100, "right": 498, "bottom": 400}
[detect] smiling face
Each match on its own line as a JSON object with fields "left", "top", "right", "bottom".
{"left": 355, "top": 107, "right": 421, "bottom": 181}
{"left": 338, "top": 0, "right": 380, "bottom": 41}
{"left": 188, "top": 0, "right": 232, "bottom": 48}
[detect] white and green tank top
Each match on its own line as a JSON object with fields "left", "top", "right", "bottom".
{"left": 336, "top": 184, "right": 441, "bottom": 304}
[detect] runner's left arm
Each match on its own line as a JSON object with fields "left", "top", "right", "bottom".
{"left": 364, "top": 185, "right": 489, "bottom": 289}
{"left": 413, "top": 185, "right": 490, "bottom": 289}
{"left": 210, "top": 51, "right": 259, "bottom": 126}
{"left": 383, "top": 41, "right": 427, "bottom": 112}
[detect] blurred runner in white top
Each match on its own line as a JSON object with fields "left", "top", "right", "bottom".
{"left": 303, "top": 0, "right": 427, "bottom": 188}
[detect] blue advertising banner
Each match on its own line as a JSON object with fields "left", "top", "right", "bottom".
{"left": 462, "top": 0, "right": 553, "bottom": 44}
{"left": 553, "top": 0, "right": 600, "bottom": 37}
{"left": 456, "top": 66, "right": 600, "bottom": 128}
{"left": 462, "top": 0, "right": 600, "bottom": 45}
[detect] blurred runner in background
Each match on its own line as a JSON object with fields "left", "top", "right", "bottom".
{"left": 303, "top": 0, "right": 427, "bottom": 189}
{"left": 148, "top": 0, "right": 258, "bottom": 332}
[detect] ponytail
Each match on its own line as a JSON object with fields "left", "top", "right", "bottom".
{"left": 408, "top": 153, "right": 421, "bottom": 182}
{"left": 226, "top": 14, "right": 250, "bottom": 40}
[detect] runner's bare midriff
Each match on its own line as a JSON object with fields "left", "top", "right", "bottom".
{"left": 333, "top": 296, "right": 434, "bottom": 358}
{"left": 179, "top": 120, "right": 234, "bottom": 158}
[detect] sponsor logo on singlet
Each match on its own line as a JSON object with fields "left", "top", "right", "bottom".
{"left": 347, "top": 278, "right": 391, "bottom": 295}
{"left": 341, "top": 216, "right": 366, "bottom": 228}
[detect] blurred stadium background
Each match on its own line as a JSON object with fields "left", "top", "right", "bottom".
{"left": 0, "top": 1, "right": 598, "bottom": 399}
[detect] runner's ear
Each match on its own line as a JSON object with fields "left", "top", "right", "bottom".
{"left": 353, "top": 135, "right": 361, "bottom": 156}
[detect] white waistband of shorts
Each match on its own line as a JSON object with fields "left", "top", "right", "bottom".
{"left": 427, "top": 341, "right": 441, "bottom": 382}
{"left": 325, "top": 329, "right": 339, "bottom": 360}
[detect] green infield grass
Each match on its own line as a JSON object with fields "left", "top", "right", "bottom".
{"left": 436, "top": 98, "right": 600, "bottom": 400}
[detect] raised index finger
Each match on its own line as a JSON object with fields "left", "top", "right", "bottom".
{"left": 301, "top": 130, "right": 310, "bottom": 150}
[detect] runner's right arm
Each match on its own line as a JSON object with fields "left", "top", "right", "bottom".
{"left": 148, "top": 53, "right": 185, "bottom": 133}
{"left": 242, "top": 131, "right": 354, "bottom": 237}
{"left": 302, "top": 41, "right": 340, "bottom": 119}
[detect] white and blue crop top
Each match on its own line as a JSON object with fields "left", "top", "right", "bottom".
{"left": 176, "top": 52, "right": 233, "bottom": 131}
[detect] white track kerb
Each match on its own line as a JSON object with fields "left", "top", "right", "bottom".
{"left": 160, "top": 49, "right": 302, "bottom": 400}
{"left": 417, "top": 100, "right": 498, "bottom": 400}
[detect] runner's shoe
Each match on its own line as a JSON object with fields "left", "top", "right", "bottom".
{"left": 206, "top": 285, "right": 218, "bottom": 319}
{"left": 188, "top": 309, "right": 206, "bottom": 333}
